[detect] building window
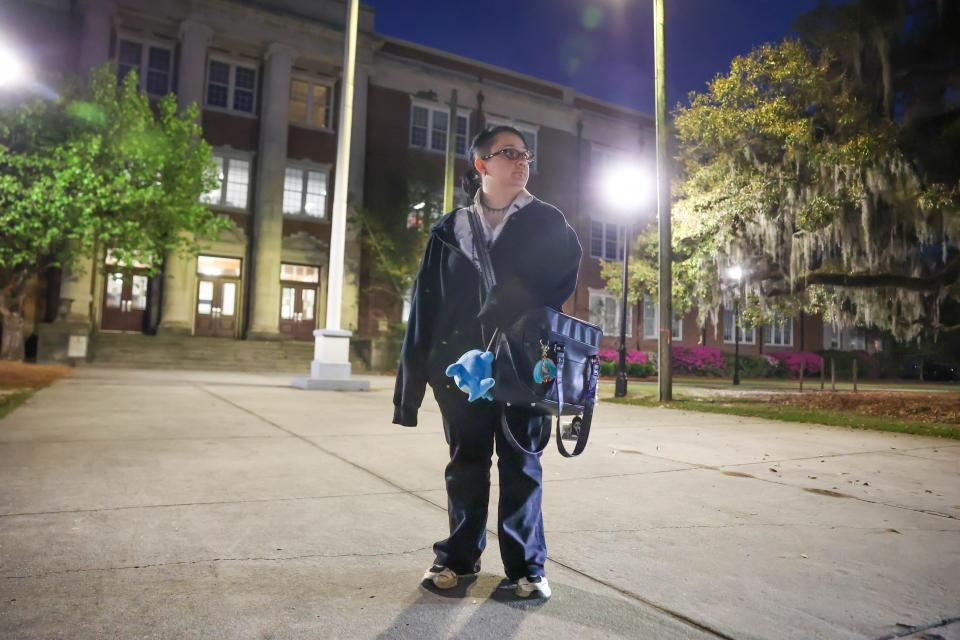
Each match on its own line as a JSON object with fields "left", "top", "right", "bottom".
{"left": 484, "top": 116, "right": 539, "bottom": 171}
{"left": 722, "top": 307, "right": 755, "bottom": 344}
{"left": 410, "top": 102, "right": 470, "bottom": 156}
{"left": 764, "top": 317, "right": 794, "bottom": 347}
{"left": 642, "top": 296, "right": 682, "bottom": 341}
{"left": 206, "top": 59, "right": 257, "bottom": 114}
{"left": 589, "top": 289, "right": 631, "bottom": 337}
{"left": 201, "top": 153, "right": 251, "bottom": 210}
{"left": 289, "top": 78, "right": 332, "bottom": 129}
{"left": 282, "top": 165, "right": 329, "bottom": 218}
{"left": 116, "top": 38, "right": 173, "bottom": 96}
{"left": 590, "top": 220, "right": 625, "bottom": 260}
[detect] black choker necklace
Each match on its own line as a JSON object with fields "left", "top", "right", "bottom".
{"left": 479, "top": 196, "right": 510, "bottom": 214}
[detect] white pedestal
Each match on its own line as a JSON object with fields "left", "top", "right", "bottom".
{"left": 292, "top": 329, "right": 370, "bottom": 391}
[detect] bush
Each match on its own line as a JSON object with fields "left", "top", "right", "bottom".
{"left": 599, "top": 359, "right": 654, "bottom": 378}
{"left": 598, "top": 348, "right": 649, "bottom": 364}
{"left": 672, "top": 345, "right": 726, "bottom": 376}
{"left": 723, "top": 353, "right": 779, "bottom": 377}
{"left": 627, "top": 362, "right": 656, "bottom": 378}
{"left": 767, "top": 351, "right": 823, "bottom": 377}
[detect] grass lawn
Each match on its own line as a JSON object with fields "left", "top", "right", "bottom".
{"left": 601, "top": 377, "right": 960, "bottom": 440}
{"left": 0, "top": 362, "right": 73, "bottom": 420}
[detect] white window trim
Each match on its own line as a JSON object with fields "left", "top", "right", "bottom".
{"left": 589, "top": 288, "right": 632, "bottom": 338}
{"left": 722, "top": 307, "right": 756, "bottom": 345}
{"left": 589, "top": 219, "right": 625, "bottom": 261}
{"left": 484, "top": 115, "right": 540, "bottom": 172}
{"left": 115, "top": 32, "right": 175, "bottom": 96}
{"left": 205, "top": 55, "right": 259, "bottom": 118}
{"left": 764, "top": 317, "right": 794, "bottom": 347}
{"left": 409, "top": 99, "right": 471, "bottom": 158}
{"left": 282, "top": 161, "right": 332, "bottom": 220}
{"left": 203, "top": 148, "right": 254, "bottom": 212}
{"left": 642, "top": 295, "right": 682, "bottom": 341}
{"left": 289, "top": 75, "right": 335, "bottom": 131}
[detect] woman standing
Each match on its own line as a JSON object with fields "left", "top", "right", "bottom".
{"left": 393, "top": 125, "right": 582, "bottom": 599}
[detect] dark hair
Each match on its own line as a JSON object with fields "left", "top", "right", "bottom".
{"left": 460, "top": 125, "right": 529, "bottom": 199}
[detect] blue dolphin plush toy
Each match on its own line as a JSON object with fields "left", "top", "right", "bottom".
{"left": 445, "top": 350, "right": 496, "bottom": 402}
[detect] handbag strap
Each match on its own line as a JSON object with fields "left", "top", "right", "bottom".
{"left": 556, "top": 355, "right": 600, "bottom": 458}
{"left": 468, "top": 209, "right": 497, "bottom": 294}
{"left": 499, "top": 406, "right": 553, "bottom": 456}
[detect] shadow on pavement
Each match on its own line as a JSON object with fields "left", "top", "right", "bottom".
{"left": 377, "top": 573, "right": 665, "bottom": 639}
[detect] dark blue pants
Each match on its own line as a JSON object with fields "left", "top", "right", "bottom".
{"left": 432, "top": 389, "right": 548, "bottom": 580}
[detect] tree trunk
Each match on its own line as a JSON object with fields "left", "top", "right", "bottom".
{"left": 0, "top": 307, "right": 25, "bottom": 362}
{"left": 873, "top": 28, "right": 894, "bottom": 120}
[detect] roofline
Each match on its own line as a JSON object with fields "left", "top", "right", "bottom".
{"left": 376, "top": 35, "right": 652, "bottom": 126}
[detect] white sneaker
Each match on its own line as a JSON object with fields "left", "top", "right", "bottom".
{"left": 422, "top": 565, "right": 462, "bottom": 590}
{"left": 515, "top": 576, "right": 551, "bottom": 599}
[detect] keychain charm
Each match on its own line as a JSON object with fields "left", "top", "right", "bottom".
{"left": 533, "top": 341, "right": 558, "bottom": 384}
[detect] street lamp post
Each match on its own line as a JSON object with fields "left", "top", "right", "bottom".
{"left": 600, "top": 163, "right": 650, "bottom": 399}
{"left": 615, "top": 224, "right": 630, "bottom": 397}
{"left": 733, "top": 295, "right": 741, "bottom": 386}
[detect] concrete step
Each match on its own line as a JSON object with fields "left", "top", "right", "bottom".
{"left": 89, "top": 333, "right": 319, "bottom": 372}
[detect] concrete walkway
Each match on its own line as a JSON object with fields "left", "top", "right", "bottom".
{"left": 0, "top": 368, "right": 957, "bottom": 640}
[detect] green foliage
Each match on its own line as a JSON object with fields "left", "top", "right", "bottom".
{"left": 627, "top": 362, "right": 655, "bottom": 378}
{"left": 606, "top": 20, "right": 960, "bottom": 342}
{"left": 598, "top": 360, "right": 655, "bottom": 379}
{"left": 0, "top": 65, "right": 229, "bottom": 355}
{"left": 358, "top": 183, "right": 445, "bottom": 304}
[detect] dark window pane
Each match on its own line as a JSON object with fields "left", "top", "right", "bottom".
{"left": 146, "top": 70, "right": 169, "bottom": 94}
{"left": 207, "top": 83, "right": 228, "bottom": 107}
{"left": 605, "top": 223, "right": 618, "bottom": 259}
{"left": 208, "top": 60, "right": 230, "bottom": 84}
{"left": 233, "top": 88, "right": 254, "bottom": 113}
{"left": 234, "top": 66, "right": 256, "bottom": 90}
{"left": 590, "top": 221, "right": 604, "bottom": 258}
{"left": 118, "top": 40, "right": 141, "bottom": 66}
{"left": 148, "top": 47, "right": 170, "bottom": 71}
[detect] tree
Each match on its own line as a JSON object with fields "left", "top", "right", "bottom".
{"left": 358, "top": 183, "right": 446, "bottom": 316}
{"left": 0, "top": 65, "right": 228, "bottom": 360}
{"left": 604, "top": 34, "right": 959, "bottom": 342}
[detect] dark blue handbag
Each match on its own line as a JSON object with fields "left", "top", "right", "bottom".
{"left": 469, "top": 211, "right": 601, "bottom": 457}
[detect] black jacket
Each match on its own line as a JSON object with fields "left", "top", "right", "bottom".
{"left": 392, "top": 197, "right": 582, "bottom": 427}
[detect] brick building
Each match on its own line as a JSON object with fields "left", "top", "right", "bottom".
{"left": 7, "top": 0, "right": 826, "bottom": 369}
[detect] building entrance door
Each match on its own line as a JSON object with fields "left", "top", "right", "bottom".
{"left": 194, "top": 278, "right": 239, "bottom": 338}
{"left": 101, "top": 270, "right": 149, "bottom": 332}
{"left": 193, "top": 256, "right": 243, "bottom": 338}
{"left": 278, "top": 264, "right": 320, "bottom": 341}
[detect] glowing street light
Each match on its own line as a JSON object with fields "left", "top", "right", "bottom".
{"left": 600, "top": 162, "right": 651, "bottom": 214}
{"left": 0, "top": 40, "right": 30, "bottom": 88}
{"left": 600, "top": 161, "right": 651, "bottom": 398}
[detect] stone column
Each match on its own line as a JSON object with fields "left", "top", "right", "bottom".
{"left": 248, "top": 43, "right": 296, "bottom": 339}
{"left": 40, "top": 1, "right": 116, "bottom": 362}
{"left": 157, "top": 20, "right": 213, "bottom": 336}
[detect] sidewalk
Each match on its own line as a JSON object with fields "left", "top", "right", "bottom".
{"left": 1, "top": 368, "right": 957, "bottom": 639}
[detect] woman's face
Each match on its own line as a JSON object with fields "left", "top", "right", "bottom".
{"left": 476, "top": 132, "right": 530, "bottom": 193}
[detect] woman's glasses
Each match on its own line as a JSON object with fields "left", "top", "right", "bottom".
{"left": 481, "top": 147, "right": 536, "bottom": 163}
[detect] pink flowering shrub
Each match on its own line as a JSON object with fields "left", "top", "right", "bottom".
{"left": 598, "top": 348, "right": 619, "bottom": 362}
{"left": 598, "top": 348, "right": 648, "bottom": 364}
{"left": 768, "top": 351, "right": 823, "bottom": 377}
{"left": 672, "top": 345, "right": 726, "bottom": 375}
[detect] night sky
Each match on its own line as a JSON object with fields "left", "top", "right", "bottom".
{"left": 363, "top": 0, "right": 821, "bottom": 112}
